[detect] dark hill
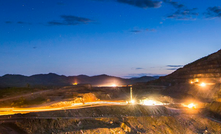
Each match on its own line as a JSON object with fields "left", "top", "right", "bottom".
{"left": 0, "top": 73, "right": 157, "bottom": 88}
{"left": 146, "top": 49, "right": 221, "bottom": 100}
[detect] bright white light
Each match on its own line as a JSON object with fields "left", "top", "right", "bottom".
{"left": 72, "top": 103, "right": 83, "bottom": 106}
{"left": 130, "top": 100, "right": 135, "bottom": 104}
{"left": 200, "top": 82, "right": 206, "bottom": 87}
{"left": 187, "top": 103, "right": 196, "bottom": 109}
{"left": 127, "top": 100, "right": 135, "bottom": 104}
{"left": 111, "top": 84, "right": 117, "bottom": 87}
{"left": 143, "top": 100, "right": 156, "bottom": 106}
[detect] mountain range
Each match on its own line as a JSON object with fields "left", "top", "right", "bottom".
{"left": 0, "top": 73, "right": 157, "bottom": 88}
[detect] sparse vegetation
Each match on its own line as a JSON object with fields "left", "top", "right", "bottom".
{"left": 11, "top": 97, "right": 47, "bottom": 107}
{"left": 0, "top": 96, "right": 48, "bottom": 108}
{"left": 0, "top": 87, "right": 44, "bottom": 99}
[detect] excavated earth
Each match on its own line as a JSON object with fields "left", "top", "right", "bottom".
{"left": 146, "top": 49, "right": 221, "bottom": 100}
{"left": 0, "top": 105, "right": 221, "bottom": 134}
{"left": 135, "top": 50, "right": 221, "bottom": 119}
{"left": 0, "top": 50, "right": 221, "bottom": 133}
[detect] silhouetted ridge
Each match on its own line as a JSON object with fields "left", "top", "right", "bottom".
{"left": 0, "top": 74, "right": 157, "bottom": 88}
{"left": 147, "top": 49, "right": 221, "bottom": 100}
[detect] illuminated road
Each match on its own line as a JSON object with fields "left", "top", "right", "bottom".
{"left": 0, "top": 100, "right": 201, "bottom": 117}
{"left": 0, "top": 101, "right": 127, "bottom": 116}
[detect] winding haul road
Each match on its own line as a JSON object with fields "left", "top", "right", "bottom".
{"left": 0, "top": 90, "right": 220, "bottom": 125}
{"left": 0, "top": 101, "right": 221, "bottom": 126}
{"left": 0, "top": 101, "right": 127, "bottom": 116}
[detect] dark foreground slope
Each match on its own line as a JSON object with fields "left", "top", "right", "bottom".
{"left": 0, "top": 106, "right": 221, "bottom": 134}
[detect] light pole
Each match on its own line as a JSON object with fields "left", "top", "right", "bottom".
{"left": 128, "top": 86, "right": 135, "bottom": 104}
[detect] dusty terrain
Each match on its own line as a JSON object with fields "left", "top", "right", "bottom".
{"left": 0, "top": 105, "right": 221, "bottom": 134}
{"left": 0, "top": 84, "right": 220, "bottom": 134}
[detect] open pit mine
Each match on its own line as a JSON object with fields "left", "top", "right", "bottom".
{"left": 0, "top": 50, "right": 221, "bottom": 134}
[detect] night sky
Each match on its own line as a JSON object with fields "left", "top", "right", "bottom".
{"left": 1, "top": 0, "right": 221, "bottom": 77}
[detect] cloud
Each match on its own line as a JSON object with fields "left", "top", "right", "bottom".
{"left": 166, "top": 65, "right": 183, "bottom": 71}
{"left": 167, "top": 68, "right": 179, "bottom": 70}
{"left": 5, "top": 21, "right": 12, "bottom": 24}
{"left": 204, "top": 6, "right": 221, "bottom": 19}
{"left": 164, "top": 0, "right": 199, "bottom": 20}
{"left": 17, "top": 21, "right": 25, "bottom": 24}
{"left": 124, "top": 73, "right": 166, "bottom": 78}
{"left": 131, "top": 67, "right": 144, "bottom": 70}
{"left": 96, "top": 0, "right": 162, "bottom": 8}
{"left": 5, "top": 21, "right": 32, "bottom": 25}
{"left": 48, "top": 15, "right": 93, "bottom": 26}
{"left": 163, "top": 0, "right": 184, "bottom": 9}
{"left": 48, "top": 21, "right": 64, "bottom": 25}
{"left": 135, "top": 67, "right": 144, "bottom": 70}
{"left": 17, "top": 21, "right": 32, "bottom": 25}
{"left": 167, "top": 8, "right": 199, "bottom": 20}
{"left": 117, "top": 0, "right": 162, "bottom": 8}
{"left": 95, "top": 0, "right": 197, "bottom": 20}
{"left": 130, "top": 30, "right": 142, "bottom": 33}
{"left": 130, "top": 28, "right": 156, "bottom": 33}
{"left": 167, "top": 65, "right": 183, "bottom": 68}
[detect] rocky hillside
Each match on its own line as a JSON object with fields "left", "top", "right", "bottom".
{"left": 147, "top": 49, "right": 221, "bottom": 100}
{"left": 1, "top": 106, "right": 221, "bottom": 134}
{"left": 0, "top": 73, "right": 156, "bottom": 88}
{"left": 158, "top": 49, "right": 221, "bottom": 83}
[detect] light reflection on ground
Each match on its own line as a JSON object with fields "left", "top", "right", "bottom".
{"left": 0, "top": 101, "right": 127, "bottom": 116}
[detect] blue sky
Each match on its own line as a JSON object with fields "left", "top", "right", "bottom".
{"left": 0, "top": 0, "right": 221, "bottom": 77}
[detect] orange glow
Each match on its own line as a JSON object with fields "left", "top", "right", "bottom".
{"left": 143, "top": 100, "right": 156, "bottom": 105}
{"left": 97, "top": 83, "right": 121, "bottom": 87}
{"left": 187, "top": 103, "right": 196, "bottom": 109}
{"left": 200, "top": 82, "right": 206, "bottom": 87}
{"left": 195, "top": 79, "right": 199, "bottom": 82}
{"left": 0, "top": 100, "right": 127, "bottom": 116}
{"left": 111, "top": 84, "right": 117, "bottom": 87}
{"left": 182, "top": 103, "right": 197, "bottom": 109}
{"left": 140, "top": 99, "right": 163, "bottom": 106}
{"left": 190, "top": 79, "right": 199, "bottom": 84}
{"left": 127, "top": 99, "right": 135, "bottom": 104}
{"left": 73, "top": 82, "right": 78, "bottom": 85}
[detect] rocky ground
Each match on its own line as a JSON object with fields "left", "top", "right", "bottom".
{"left": 135, "top": 49, "right": 221, "bottom": 121}
{"left": 0, "top": 105, "right": 221, "bottom": 134}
